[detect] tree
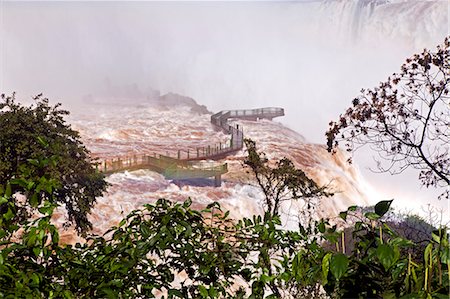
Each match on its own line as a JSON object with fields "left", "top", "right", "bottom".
{"left": 243, "top": 138, "right": 331, "bottom": 217}
{"left": 0, "top": 93, "right": 107, "bottom": 233}
{"left": 1, "top": 141, "right": 449, "bottom": 298}
{"left": 326, "top": 37, "right": 449, "bottom": 198}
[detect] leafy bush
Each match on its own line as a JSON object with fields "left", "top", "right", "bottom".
{"left": 1, "top": 150, "right": 448, "bottom": 298}
{"left": 0, "top": 93, "right": 107, "bottom": 233}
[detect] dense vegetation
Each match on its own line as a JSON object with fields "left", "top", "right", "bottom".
{"left": 0, "top": 94, "right": 108, "bottom": 233}
{"left": 0, "top": 40, "right": 449, "bottom": 298}
{"left": 0, "top": 152, "right": 449, "bottom": 298}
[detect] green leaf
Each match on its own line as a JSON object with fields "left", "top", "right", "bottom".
{"left": 279, "top": 271, "right": 290, "bottom": 282}
{"left": 0, "top": 196, "right": 8, "bottom": 205}
{"left": 184, "top": 224, "right": 192, "bottom": 237}
{"left": 440, "top": 246, "right": 450, "bottom": 265}
{"left": 100, "top": 287, "right": 116, "bottom": 299}
{"left": 30, "top": 193, "right": 39, "bottom": 208}
{"left": 374, "top": 200, "right": 393, "bottom": 217}
{"left": 260, "top": 274, "right": 272, "bottom": 284}
{"left": 33, "top": 247, "right": 41, "bottom": 257}
{"left": 168, "top": 289, "right": 183, "bottom": 298}
{"left": 322, "top": 252, "right": 332, "bottom": 284}
{"left": 10, "top": 178, "right": 28, "bottom": 188}
{"left": 27, "top": 181, "right": 35, "bottom": 190}
{"left": 4, "top": 208, "right": 14, "bottom": 221}
{"left": 38, "top": 202, "right": 55, "bottom": 216}
{"left": 5, "top": 184, "right": 11, "bottom": 197}
{"left": 37, "top": 136, "right": 49, "bottom": 147}
{"left": 318, "top": 221, "right": 326, "bottom": 233}
{"left": 140, "top": 223, "right": 151, "bottom": 238}
{"left": 381, "top": 290, "right": 397, "bottom": 299}
{"left": 183, "top": 197, "right": 192, "bottom": 208}
{"left": 347, "top": 205, "right": 357, "bottom": 211}
{"left": 330, "top": 253, "right": 348, "bottom": 280}
{"left": 29, "top": 247, "right": 41, "bottom": 256}
{"left": 365, "top": 212, "right": 380, "bottom": 221}
{"left": 63, "top": 290, "right": 73, "bottom": 299}
{"left": 390, "top": 237, "right": 414, "bottom": 247}
{"left": 27, "top": 158, "right": 40, "bottom": 167}
{"left": 424, "top": 243, "right": 433, "bottom": 265}
{"left": 208, "top": 286, "right": 218, "bottom": 298}
{"left": 431, "top": 231, "right": 441, "bottom": 244}
{"left": 377, "top": 244, "right": 396, "bottom": 271}
{"left": 206, "top": 201, "right": 220, "bottom": 210}
{"left": 31, "top": 272, "right": 40, "bottom": 285}
{"left": 339, "top": 211, "right": 347, "bottom": 221}
{"left": 199, "top": 285, "right": 208, "bottom": 297}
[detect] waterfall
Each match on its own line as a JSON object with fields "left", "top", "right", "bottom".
{"left": 316, "top": 0, "right": 447, "bottom": 48}
{"left": 2, "top": 0, "right": 448, "bottom": 233}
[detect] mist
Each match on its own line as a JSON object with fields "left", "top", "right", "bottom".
{"left": 1, "top": 0, "right": 449, "bottom": 217}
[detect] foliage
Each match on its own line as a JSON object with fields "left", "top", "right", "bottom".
{"left": 323, "top": 202, "right": 450, "bottom": 299}
{"left": 0, "top": 152, "right": 66, "bottom": 298}
{"left": 0, "top": 147, "right": 449, "bottom": 298}
{"left": 0, "top": 93, "right": 107, "bottom": 233}
{"left": 2, "top": 43, "right": 450, "bottom": 298}
{"left": 243, "top": 138, "right": 332, "bottom": 216}
{"left": 326, "top": 37, "right": 449, "bottom": 198}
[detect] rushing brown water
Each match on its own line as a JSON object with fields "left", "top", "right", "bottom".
{"left": 55, "top": 95, "right": 375, "bottom": 244}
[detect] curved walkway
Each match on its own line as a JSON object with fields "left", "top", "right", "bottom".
{"left": 100, "top": 107, "right": 284, "bottom": 186}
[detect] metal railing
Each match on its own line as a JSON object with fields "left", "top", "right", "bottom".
{"left": 211, "top": 107, "right": 284, "bottom": 124}
{"left": 99, "top": 107, "right": 284, "bottom": 180}
{"left": 101, "top": 153, "right": 227, "bottom": 176}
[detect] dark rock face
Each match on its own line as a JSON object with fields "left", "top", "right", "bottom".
{"left": 157, "top": 93, "right": 211, "bottom": 115}
{"left": 82, "top": 87, "right": 211, "bottom": 115}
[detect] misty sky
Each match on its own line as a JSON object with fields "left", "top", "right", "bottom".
{"left": 0, "top": 0, "right": 449, "bottom": 216}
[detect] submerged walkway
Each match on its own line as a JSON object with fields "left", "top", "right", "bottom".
{"left": 99, "top": 107, "right": 284, "bottom": 186}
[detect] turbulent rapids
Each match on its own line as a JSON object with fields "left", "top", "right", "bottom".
{"left": 3, "top": 0, "right": 447, "bottom": 231}
{"left": 54, "top": 93, "right": 375, "bottom": 244}
{"left": 99, "top": 107, "right": 284, "bottom": 187}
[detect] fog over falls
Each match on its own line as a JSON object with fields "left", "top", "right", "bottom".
{"left": 58, "top": 100, "right": 374, "bottom": 244}
{"left": 2, "top": 0, "right": 447, "bottom": 143}
{"left": 1, "top": 0, "right": 449, "bottom": 221}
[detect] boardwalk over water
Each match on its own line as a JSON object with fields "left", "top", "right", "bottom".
{"left": 100, "top": 107, "right": 284, "bottom": 186}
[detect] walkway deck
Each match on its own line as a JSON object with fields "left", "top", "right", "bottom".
{"left": 99, "top": 107, "right": 284, "bottom": 186}
{"left": 101, "top": 154, "right": 228, "bottom": 186}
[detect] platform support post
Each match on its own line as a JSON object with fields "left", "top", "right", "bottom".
{"left": 214, "top": 175, "right": 221, "bottom": 187}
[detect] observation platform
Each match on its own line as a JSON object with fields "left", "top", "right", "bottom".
{"left": 99, "top": 107, "right": 284, "bottom": 186}
{"left": 101, "top": 154, "right": 227, "bottom": 187}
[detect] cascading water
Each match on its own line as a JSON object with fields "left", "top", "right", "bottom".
{"left": 318, "top": 0, "right": 447, "bottom": 47}
{"left": 1, "top": 0, "right": 448, "bottom": 241}
{"left": 51, "top": 94, "right": 379, "bottom": 244}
